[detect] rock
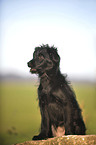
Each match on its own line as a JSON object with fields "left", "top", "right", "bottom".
{"left": 13, "top": 135, "right": 96, "bottom": 145}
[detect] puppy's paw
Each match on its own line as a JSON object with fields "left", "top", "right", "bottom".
{"left": 32, "top": 135, "right": 40, "bottom": 140}
{"left": 32, "top": 134, "right": 48, "bottom": 140}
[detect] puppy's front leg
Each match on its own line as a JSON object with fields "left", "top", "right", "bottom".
{"left": 32, "top": 106, "right": 50, "bottom": 140}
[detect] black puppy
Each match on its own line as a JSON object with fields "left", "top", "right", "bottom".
{"left": 27, "top": 44, "right": 86, "bottom": 140}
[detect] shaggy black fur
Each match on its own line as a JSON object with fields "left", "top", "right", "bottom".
{"left": 27, "top": 44, "right": 86, "bottom": 140}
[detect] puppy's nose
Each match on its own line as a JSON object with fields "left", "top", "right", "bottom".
{"left": 27, "top": 62, "right": 30, "bottom": 67}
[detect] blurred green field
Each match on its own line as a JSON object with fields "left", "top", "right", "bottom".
{"left": 0, "top": 81, "right": 96, "bottom": 145}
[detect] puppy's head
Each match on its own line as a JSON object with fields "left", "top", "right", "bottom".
{"left": 27, "top": 44, "right": 60, "bottom": 76}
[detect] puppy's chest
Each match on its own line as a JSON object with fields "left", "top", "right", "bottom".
{"left": 38, "top": 84, "right": 51, "bottom": 106}
{"left": 40, "top": 79, "right": 51, "bottom": 95}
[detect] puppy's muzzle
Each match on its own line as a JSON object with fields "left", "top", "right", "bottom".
{"left": 27, "top": 60, "right": 37, "bottom": 73}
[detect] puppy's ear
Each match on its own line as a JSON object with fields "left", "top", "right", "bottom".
{"left": 50, "top": 49, "right": 60, "bottom": 65}
{"left": 53, "top": 51, "right": 60, "bottom": 64}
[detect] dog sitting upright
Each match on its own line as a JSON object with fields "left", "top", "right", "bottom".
{"left": 27, "top": 44, "right": 86, "bottom": 140}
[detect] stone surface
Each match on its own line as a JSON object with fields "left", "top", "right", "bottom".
{"left": 13, "top": 135, "right": 96, "bottom": 145}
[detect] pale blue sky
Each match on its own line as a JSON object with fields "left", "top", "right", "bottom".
{"left": 1, "top": 0, "right": 96, "bottom": 81}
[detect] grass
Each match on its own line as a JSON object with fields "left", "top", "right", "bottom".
{"left": 73, "top": 83, "right": 96, "bottom": 135}
{"left": 0, "top": 81, "right": 96, "bottom": 145}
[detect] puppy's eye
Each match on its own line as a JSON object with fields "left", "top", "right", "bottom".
{"left": 38, "top": 54, "right": 44, "bottom": 60}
